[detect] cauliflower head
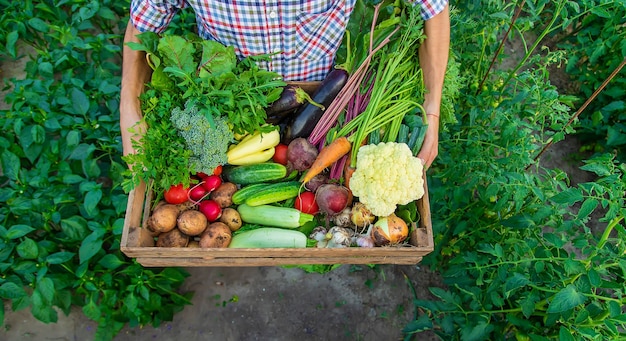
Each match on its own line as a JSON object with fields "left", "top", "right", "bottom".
{"left": 349, "top": 142, "right": 424, "bottom": 217}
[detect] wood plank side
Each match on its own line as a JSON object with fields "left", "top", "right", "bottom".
{"left": 121, "top": 245, "right": 430, "bottom": 258}
{"left": 136, "top": 256, "right": 423, "bottom": 267}
{"left": 121, "top": 181, "right": 155, "bottom": 249}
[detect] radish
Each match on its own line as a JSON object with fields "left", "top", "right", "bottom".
{"left": 198, "top": 199, "right": 222, "bottom": 222}
{"left": 202, "top": 174, "right": 222, "bottom": 192}
{"left": 188, "top": 184, "right": 209, "bottom": 202}
{"left": 315, "top": 184, "right": 352, "bottom": 216}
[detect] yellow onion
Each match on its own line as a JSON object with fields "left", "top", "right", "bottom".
{"left": 371, "top": 213, "right": 408, "bottom": 246}
{"left": 350, "top": 202, "right": 375, "bottom": 228}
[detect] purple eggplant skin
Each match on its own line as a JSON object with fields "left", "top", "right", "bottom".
{"left": 266, "top": 85, "right": 306, "bottom": 118}
{"left": 281, "top": 68, "right": 349, "bottom": 144}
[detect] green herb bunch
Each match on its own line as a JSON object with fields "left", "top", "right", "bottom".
{"left": 122, "top": 32, "right": 285, "bottom": 192}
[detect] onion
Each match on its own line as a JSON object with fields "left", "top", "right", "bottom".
{"left": 350, "top": 202, "right": 375, "bottom": 227}
{"left": 371, "top": 213, "right": 408, "bottom": 246}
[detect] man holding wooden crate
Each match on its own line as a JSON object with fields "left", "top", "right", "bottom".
{"left": 120, "top": 0, "right": 449, "bottom": 169}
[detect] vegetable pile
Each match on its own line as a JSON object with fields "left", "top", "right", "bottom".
{"left": 124, "top": 2, "right": 458, "bottom": 249}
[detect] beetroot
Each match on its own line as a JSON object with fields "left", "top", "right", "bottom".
{"left": 304, "top": 173, "right": 328, "bottom": 193}
{"left": 287, "top": 137, "right": 318, "bottom": 172}
{"left": 315, "top": 184, "right": 352, "bottom": 216}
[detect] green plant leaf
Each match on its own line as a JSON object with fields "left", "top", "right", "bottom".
{"left": 79, "top": 230, "right": 104, "bottom": 264}
{"left": 98, "top": 254, "right": 125, "bottom": 270}
{"left": 558, "top": 326, "right": 575, "bottom": 341}
{"left": 30, "top": 290, "right": 58, "bottom": 323}
{"left": 6, "top": 224, "right": 35, "bottom": 239}
{"left": 36, "top": 278, "right": 55, "bottom": 304}
{"left": 83, "top": 189, "right": 102, "bottom": 216}
{"left": 16, "top": 238, "right": 39, "bottom": 259}
{"left": 547, "top": 284, "right": 586, "bottom": 314}
{"left": 577, "top": 198, "right": 598, "bottom": 219}
{"left": 460, "top": 321, "right": 494, "bottom": 341}
{"left": 71, "top": 88, "right": 90, "bottom": 115}
{"left": 158, "top": 35, "right": 196, "bottom": 75}
{"left": 46, "top": 251, "right": 75, "bottom": 264}
{"left": 198, "top": 40, "right": 237, "bottom": 77}
{"left": 0, "top": 282, "right": 28, "bottom": 299}
{"left": 1, "top": 150, "right": 20, "bottom": 180}
{"left": 83, "top": 298, "right": 101, "bottom": 320}
{"left": 402, "top": 314, "right": 433, "bottom": 334}
{"left": 505, "top": 273, "right": 530, "bottom": 296}
{"left": 28, "top": 18, "right": 49, "bottom": 32}
{"left": 549, "top": 188, "right": 583, "bottom": 205}
{"left": 6, "top": 30, "right": 18, "bottom": 58}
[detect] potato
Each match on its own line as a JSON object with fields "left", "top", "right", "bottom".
{"left": 177, "top": 209, "right": 208, "bottom": 236}
{"left": 156, "top": 228, "right": 189, "bottom": 247}
{"left": 147, "top": 204, "right": 179, "bottom": 233}
{"left": 187, "top": 240, "right": 200, "bottom": 248}
{"left": 210, "top": 182, "right": 238, "bottom": 208}
{"left": 219, "top": 207, "right": 242, "bottom": 232}
{"left": 199, "top": 222, "right": 232, "bottom": 248}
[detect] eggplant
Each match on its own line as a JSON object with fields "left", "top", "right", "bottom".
{"left": 266, "top": 85, "right": 307, "bottom": 119}
{"left": 281, "top": 68, "right": 349, "bottom": 144}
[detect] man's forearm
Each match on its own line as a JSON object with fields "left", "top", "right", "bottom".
{"left": 120, "top": 21, "right": 151, "bottom": 111}
{"left": 419, "top": 4, "right": 450, "bottom": 116}
{"left": 120, "top": 20, "right": 152, "bottom": 156}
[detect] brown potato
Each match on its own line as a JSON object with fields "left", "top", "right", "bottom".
{"left": 210, "top": 182, "right": 238, "bottom": 208}
{"left": 147, "top": 204, "right": 179, "bottom": 233}
{"left": 187, "top": 240, "right": 200, "bottom": 248}
{"left": 177, "top": 209, "right": 208, "bottom": 236}
{"left": 199, "top": 222, "right": 232, "bottom": 248}
{"left": 219, "top": 207, "right": 242, "bottom": 232}
{"left": 156, "top": 228, "right": 189, "bottom": 247}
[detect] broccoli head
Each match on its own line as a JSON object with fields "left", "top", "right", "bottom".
{"left": 170, "top": 100, "right": 234, "bottom": 174}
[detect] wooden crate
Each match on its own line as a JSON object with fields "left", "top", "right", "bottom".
{"left": 120, "top": 180, "right": 434, "bottom": 267}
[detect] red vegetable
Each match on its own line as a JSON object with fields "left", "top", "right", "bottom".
{"left": 164, "top": 184, "right": 188, "bottom": 205}
{"left": 272, "top": 143, "right": 289, "bottom": 165}
{"left": 315, "top": 184, "right": 352, "bottom": 216}
{"left": 198, "top": 199, "right": 222, "bottom": 222}
{"left": 202, "top": 174, "right": 222, "bottom": 192}
{"left": 287, "top": 137, "right": 319, "bottom": 172}
{"left": 188, "top": 184, "right": 209, "bottom": 202}
{"left": 213, "top": 165, "right": 223, "bottom": 176}
{"left": 294, "top": 191, "right": 319, "bottom": 215}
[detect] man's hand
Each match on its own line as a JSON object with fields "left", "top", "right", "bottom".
{"left": 417, "top": 113, "right": 440, "bottom": 169}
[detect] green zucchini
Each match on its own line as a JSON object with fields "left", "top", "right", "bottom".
{"left": 369, "top": 128, "right": 381, "bottom": 144}
{"left": 223, "top": 162, "right": 287, "bottom": 185}
{"left": 245, "top": 181, "right": 302, "bottom": 206}
{"left": 407, "top": 124, "right": 428, "bottom": 156}
{"left": 237, "top": 203, "right": 314, "bottom": 228}
{"left": 229, "top": 228, "right": 307, "bottom": 248}
{"left": 231, "top": 183, "right": 267, "bottom": 205}
{"left": 397, "top": 124, "right": 410, "bottom": 144}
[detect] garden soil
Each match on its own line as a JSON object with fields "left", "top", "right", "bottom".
{"left": 1, "top": 48, "right": 595, "bottom": 341}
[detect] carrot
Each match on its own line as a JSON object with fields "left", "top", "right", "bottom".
{"left": 343, "top": 164, "right": 356, "bottom": 190}
{"left": 301, "top": 136, "right": 352, "bottom": 183}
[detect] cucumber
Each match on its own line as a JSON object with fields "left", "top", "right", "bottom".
{"left": 407, "top": 124, "right": 428, "bottom": 156}
{"left": 223, "top": 162, "right": 287, "bottom": 185}
{"left": 237, "top": 203, "right": 314, "bottom": 228}
{"left": 229, "top": 228, "right": 307, "bottom": 248}
{"left": 397, "top": 124, "right": 410, "bottom": 144}
{"left": 231, "top": 183, "right": 267, "bottom": 205}
{"left": 245, "top": 181, "right": 302, "bottom": 206}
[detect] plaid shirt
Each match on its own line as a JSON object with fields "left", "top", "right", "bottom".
{"left": 131, "top": 0, "right": 448, "bottom": 81}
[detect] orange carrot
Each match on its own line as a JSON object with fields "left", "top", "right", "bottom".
{"left": 343, "top": 164, "right": 356, "bottom": 190}
{"left": 301, "top": 136, "right": 352, "bottom": 183}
